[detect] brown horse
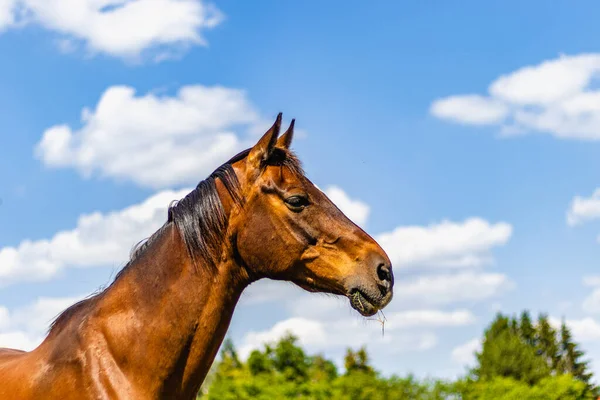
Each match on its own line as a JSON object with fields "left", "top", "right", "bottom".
{"left": 0, "top": 114, "right": 394, "bottom": 399}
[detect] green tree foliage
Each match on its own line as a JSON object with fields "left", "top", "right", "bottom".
{"left": 519, "top": 311, "right": 535, "bottom": 347}
{"left": 200, "top": 334, "right": 455, "bottom": 399}
{"left": 199, "top": 310, "right": 597, "bottom": 399}
{"left": 456, "top": 375, "right": 591, "bottom": 400}
{"left": 535, "top": 314, "right": 559, "bottom": 370}
{"left": 344, "top": 347, "right": 374, "bottom": 375}
{"left": 474, "top": 312, "right": 598, "bottom": 396}
{"left": 556, "top": 321, "right": 596, "bottom": 396}
{"left": 474, "top": 313, "right": 549, "bottom": 385}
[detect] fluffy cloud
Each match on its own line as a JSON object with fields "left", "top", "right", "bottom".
{"left": 395, "top": 271, "right": 513, "bottom": 306}
{"left": 583, "top": 290, "right": 600, "bottom": 314}
{"left": 452, "top": 338, "right": 481, "bottom": 366}
{"left": 239, "top": 317, "right": 328, "bottom": 359}
{"left": 582, "top": 276, "right": 600, "bottom": 314}
{"left": 241, "top": 280, "right": 303, "bottom": 306}
{"left": 238, "top": 314, "right": 440, "bottom": 361}
{"left": 237, "top": 275, "right": 487, "bottom": 361}
{"left": 237, "top": 296, "right": 477, "bottom": 359}
{"left": 550, "top": 317, "right": 600, "bottom": 343}
{"left": 0, "top": 295, "right": 82, "bottom": 351}
{"left": 430, "top": 95, "right": 508, "bottom": 125}
{"left": 431, "top": 53, "right": 600, "bottom": 140}
{"left": 0, "top": 0, "right": 223, "bottom": 60}
{"left": 323, "top": 186, "right": 370, "bottom": 226}
{"left": 244, "top": 271, "right": 508, "bottom": 317}
{"left": 0, "top": 306, "right": 9, "bottom": 330}
{"left": 584, "top": 276, "right": 600, "bottom": 287}
{"left": 35, "top": 85, "right": 267, "bottom": 189}
{"left": 565, "top": 318, "right": 600, "bottom": 342}
{"left": 0, "top": 188, "right": 190, "bottom": 285}
{"left": 9, "top": 296, "right": 83, "bottom": 333}
{"left": 0, "top": 332, "right": 40, "bottom": 352}
{"left": 567, "top": 189, "right": 600, "bottom": 226}
{"left": 385, "top": 309, "right": 476, "bottom": 328}
{"left": 376, "top": 218, "right": 512, "bottom": 269}
{"left": 0, "top": 0, "right": 16, "bottom": 29}
{"left": 237, "top": 271, "right": 483, "bottom": 360}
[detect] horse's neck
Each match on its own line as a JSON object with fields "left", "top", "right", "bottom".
{"left": 68, "top": 224, "right": 247, "bottom": 397}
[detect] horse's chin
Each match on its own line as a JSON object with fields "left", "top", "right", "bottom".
{"left": 347, "top": 289, "right": 392, "bottom": 317}
{"left": 292, "top": 279, "right": 392, "bottom": 317}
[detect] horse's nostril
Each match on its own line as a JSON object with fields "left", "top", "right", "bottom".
{"left": 377, "top": 263, "right": 392, "bottom": 284}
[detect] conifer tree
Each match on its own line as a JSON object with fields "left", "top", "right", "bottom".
{"left": 557, "top": 321, "right": 597, "bottom": 396}
{"left": 535, "top": 313, "right": 560, "bottom": 370}
{"left": 474, "top": 313, "right": 549, "bottom": 385}
{"left": 519, "top": 310, "right": 535, "bottom": 347}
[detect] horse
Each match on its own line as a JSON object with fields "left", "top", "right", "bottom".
{"left": 0, "top": 114, "right": 394, "bottom": 399}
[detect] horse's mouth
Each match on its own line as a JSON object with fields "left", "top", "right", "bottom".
{"left": 293, "top": 279, "right": 392, "bottom": 317}
{"left": 348, "top": 289, "right": 385, "bottom": 317}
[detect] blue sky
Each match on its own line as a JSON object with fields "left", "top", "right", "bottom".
{"left": 1, "top": 0, "right": 600, "bottom": 380}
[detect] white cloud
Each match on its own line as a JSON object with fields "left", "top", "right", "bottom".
{"left": 396, "top": 271, "right": 513, "bottom": 306}
{"left": 452, "top": 338, "right": 481, "bottom": 366}
{"left": 239, "top": 317, "right": 328, "bottom": 359}
{"left": 567, "top": 318, "right": 600, "bottom": 342}
{"left": 241, "top": 280, "right": 304, "bottom": 306}
{"left": 567, "top": 189, "right": 600, "bottom": 226}
{"left": 9, "top": 296, "right": 83, "bottom": 333}
{"left": 431, "top": 53, "right": 600, "bottom": 140}
{"left": 550, "top": 317, "right": 600, "bottom": 343}
{"left": 431, "top": 95, "right": 508, "bottom": 125}
{"left": 582, "top": 276, "right": 600, "bottom": 314}
{"left": 583, "top": 289, "right": 600, "bottom": 314}
{"left": 236, "top": 273, "right": 486, "bottom": 363}
{"left": 489, "top": 55, "right": 600, "bottom": 105}
{"left": 324, "top": 186, "right": 370, "bottom": 226}
{"left": 385, "top": 309, "right": 476, "bottom": 329}
{"left": 0, "top": 295, "right": 82, "bottom": 351}
{"left": 35, "top": 85, "right": 267, "bottom": 189}
{"left": 376, "top": 218, "right": 512, "bottom": 269}
{"left": 238, "top": 314, "right": 439, "bottom": 361}
{"left": 0, "top": 188, "right": 190, "bottom": 285}
{"left": 0, "top": 332, "right": 40, "bottom": 352}
{"left": 0, "top": 306, "right": 9, "bottom": 330}
{"left": 0, "top": 0, "right": 16, "bottom": 29}
{"left": 0, "top": 0, "right": 223, "bottom": 60}
{"left": 237, "top": 278, "right": 479, "bottom": 360}
{"left": 584, "top": 276, "right": 600, "bottom": 287}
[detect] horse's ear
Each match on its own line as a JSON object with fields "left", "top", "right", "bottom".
{"left": 276, "top": 119, "right": 294, "bottom": 149}
{"left": 247, "top": 113, "right": 282, "bottom": 170}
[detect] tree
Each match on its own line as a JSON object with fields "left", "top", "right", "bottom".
{"left": 474, "top": 313, "right": 550, "bottom": 385}
{"left": 535, "top": 314, "right": 559, "bottom": 370}
{"left": 519, "top": 311, "right": 535, "bottom": 347}
{"left": 556, "top": 321, "right": 597, "bottom": 396}
{"left": 219, "top": 337, "right": 241, "bottom": 369}
{"left": 200, "top": 312, "right": 598, "bottom": 399}
{"left": 471, "top": 310, "right": 598, "bottom": 397}
{"left": 457, "top": 375, "right": 592, "bottom": 400}
{"left": 309, "top": 354, "right": 338, "bottom": 381}
{"left": 271, "top": 334, "right": 310, "bottom": 381}
{"left": 202, "top": 335, "right": 453, "bottom": 399}
{"left": 247, "top": 349, "right": 271, "bottom": 376}
{"left": 344, "top": 346, "right": 374, "bottom": 375}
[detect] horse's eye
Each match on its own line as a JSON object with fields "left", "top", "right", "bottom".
{"left": 284, "top": 195, "right": 309, "bottom": 211}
